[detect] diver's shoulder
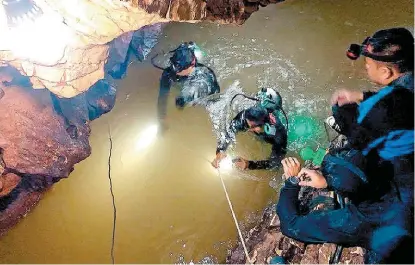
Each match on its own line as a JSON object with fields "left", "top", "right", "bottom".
{"left": 196, "top": 64, "right": 216, "bottom": 74}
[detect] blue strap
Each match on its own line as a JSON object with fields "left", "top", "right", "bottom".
{"left": 363, "top": 130, "right": 414, "bottom": 160}
{"left": 326, "top": 155, "right": 368, "bottom": 183}
{"left": 358, "top": 85, "right": 395, "bottom": 124}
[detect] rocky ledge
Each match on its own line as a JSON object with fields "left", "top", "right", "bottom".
{"left": 227, "top": 185, "right": 365, "bottom": 264}
{"left": 0, "top": 0, "right": 284, "bottom": 98}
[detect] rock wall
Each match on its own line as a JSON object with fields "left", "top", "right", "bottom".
{"left": 0, "top": 0, "right": 284, "bottom": 98}
{"left": 0, "top": 0, "right": 168, "bottom": 98}
{"left": 0, "top": 66, "right": 116, "bottom": 236}
{"left": 133, "top": 0, "right": 285, "bottom": 24}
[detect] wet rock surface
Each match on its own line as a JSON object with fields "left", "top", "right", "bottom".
{"left": 0, "top": 0, "right": 284, "bottom": 97}
{"left": 0, "top": 67, "right": 116, "bottom": 236}
{"left": 133, "top": 0, "right": 285, "bottom": 24}
{"left": 226, "top": 187, "right": 365, "bottom": 264}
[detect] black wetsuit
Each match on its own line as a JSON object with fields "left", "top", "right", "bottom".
{"left": 216, "top": 109, "right": 287, "bottom": 170}
{"left": 276, "top": 150, "right": 413, "bottom": 263}
{"left": 157, "top": 63, "right": 220, "bottom": 120}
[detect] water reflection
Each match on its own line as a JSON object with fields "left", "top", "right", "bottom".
{"left": 136, "top": 124, "right": 159, "bottom": 150}
{"left": 218, "top": 156, "right": 233, "bottom": 172}
{"left": 0, "top": 0, "right": 412, "bottom": 263}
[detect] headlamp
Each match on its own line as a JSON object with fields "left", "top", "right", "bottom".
{"left": 346, "top": 37, "right": 369, "bottom": 60}
{"left": 346, "top": 36, "right": 406, "bottom": 63}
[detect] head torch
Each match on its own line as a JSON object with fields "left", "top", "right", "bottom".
{"left": 346, "top": 37, "right": 370, "bottom": 60}
{"left": 346, "top": 36, "right": 406, "bottom": 63}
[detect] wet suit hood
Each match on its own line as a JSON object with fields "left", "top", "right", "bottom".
{"left": 170, "top": 46, "right": 196, "bottom": 73}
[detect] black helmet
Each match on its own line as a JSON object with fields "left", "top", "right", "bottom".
{"left": 170, "top": 43, "right": 196, "bottom": 73}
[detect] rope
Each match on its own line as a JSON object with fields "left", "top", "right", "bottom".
{"left": 107, "top": 125, "right": 117, "bottom": 264}
{"left": 216, "top": 169, "right": 253, "bottom": 264}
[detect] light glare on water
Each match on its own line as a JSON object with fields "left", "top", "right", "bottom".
{"left": 136, "top": 124, "right": 159, "bottom": 150}
{"left": 0, "top": 0, "right": 412, "bottom": 263}
{"left": 218, "top": 156, "right": 233, "bottom": 172}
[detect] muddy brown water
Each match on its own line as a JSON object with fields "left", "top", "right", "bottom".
{"left": 0, "top": 0, "right": 412, "bottom": 263}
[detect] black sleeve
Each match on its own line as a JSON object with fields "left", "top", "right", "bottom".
{"left": 247, "top": 124, "right": 287, "bottom": 170}
{"left": 216, "top": 111, "right": 247, "bottom": 154}
{"left": 199, "top": 64, "right": 220, "bottom": 94}
{"left": 276, "top": 181, "right": 363, "bottom": 245}
{"left": 208, "top": 67, "right": 220, "bottom": 94}
{"left": 157, "top": 69, "right": 172, "bottom": 121}
{"left": 247, "top": 145, "right": 286, "bottom": 170}
{"left": 350, "top": 88, "right": 414, "bottom": 149}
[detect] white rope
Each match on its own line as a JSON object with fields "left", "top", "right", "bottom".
{"left": 174, "top": 138, "right": 253, "bottom": 262}
{"left": 216, "top": 169, "right": 253, "bottom": 264}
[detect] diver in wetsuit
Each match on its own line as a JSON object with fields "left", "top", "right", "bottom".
{"left": 211, "top": 88, "right": 288, "bottom": 170}
{"left": 154, "top": 42, "right": 220, "bottom": 124}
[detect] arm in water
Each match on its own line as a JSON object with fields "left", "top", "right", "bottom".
{"left": 205, "top": 65, "right": 220, "bottom": 94}
{"left": 247, "top": 123, "right": 287, "bottom": 170}
{"left": 247, "top": 142, "right": 286, "bottom": 170}
{"left": 157, "top": 69, "right": 173, "bottom": 122}
{"left": 216, "top": 111, "right": 247, "bottom": 154}
{"left": 212, "top": 111, "right": 247, "bottom": 168}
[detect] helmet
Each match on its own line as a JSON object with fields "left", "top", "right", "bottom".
{"left": 170, "top": 44, "right": 196, "bottom": 73}
{"left": 169, "top": 41, "right": 206, "bottom": 73}
{"left": 256, "top": 88, "right": 282, "bottom": 112}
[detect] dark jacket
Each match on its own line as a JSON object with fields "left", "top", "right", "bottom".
{"left": 157, "top": 63, "right": 220, "bottom": 120}
{"left": 216, "top": 109, "right": 287, "bottom": 170}
{"left": 332, "top": 73, "right": 414, "bottom": 210}
{"left": 333, "top": 73, "right": 414, "bottom": 156}
{"left": 276, "top": 149, "right": 413, "bottom": 263}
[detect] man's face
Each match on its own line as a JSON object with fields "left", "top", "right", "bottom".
{"left": 247, "top": 119, "right": 264, "bottom": 133}
{"left": 176, "top": 65, "right": 195, "bottom": 76}
{"left": 364, "top": 45, "right": 392, "bottom": 86}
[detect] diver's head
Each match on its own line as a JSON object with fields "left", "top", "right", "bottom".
{"left": 245, "top": 106, "right": 270, "bottom": 133}
{"left": 170, "top": 43, "right": 197, "bottom": 76}
{"left": 347, "top": 27, "right": 414, "bottom": 86}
